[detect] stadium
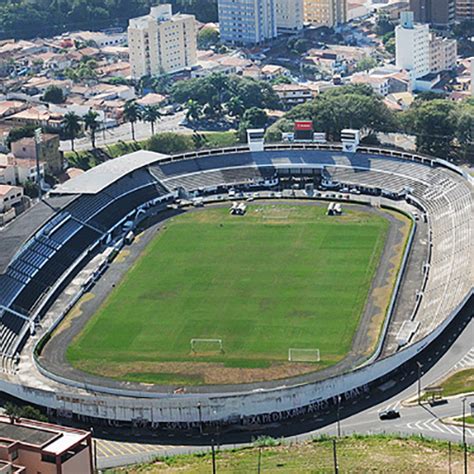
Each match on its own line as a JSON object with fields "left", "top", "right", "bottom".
{"left": 0, "top": 135, "right": 472, "bottom": 430}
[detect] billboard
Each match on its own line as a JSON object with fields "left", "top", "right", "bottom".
{"left": 294, "top": 121, "right": 313, "bottom": 141}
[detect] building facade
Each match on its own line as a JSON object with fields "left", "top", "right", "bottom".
{"left": 11, "top": 134, "right": 62, "bottom": 175}
{"left": 303, "top": 0, "right": 347, "bottom": 28}
{"left": 128, "top": 4, "right": 197, "bottom": 79}
{"left": 0, "top": 185, "right": 23, "bottom": 214}
{"left": 275, "top": 0, "right": 304, "bottom": 32}
{"left": 456, "top": 0, "right": 473, "bottom": 21}
{"left": 395, "top": 12, "right": 431, "bottom": 80}
{"left": 409, "top": 0, "right": 455, "bottom": 27}
{"left": 218, "top": 0, "right": 277, "bottom": 45}
{"left": 429, "top": 34, "right": 457, "bottom": 73}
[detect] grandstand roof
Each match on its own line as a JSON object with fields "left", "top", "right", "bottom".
{"left": 55, "top": 150, "right": 169, "bottom": 195}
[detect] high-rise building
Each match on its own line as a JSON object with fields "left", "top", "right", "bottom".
{"left": 128, "top": 5, "right": 197, "bottom": 79}
{"left": 303, "top": 0, "right": 347, "bottom": 28}
{"left": 456, "top": 0, "right": 474, "bottom": 21}
{"left": 395, "top": 12, "right": 431, "bottom": 80}
{"left": 276, "top": 0, "right": 304, "bottom": 32}
{"left": 409, "top": 0, "right": 455, "bottom": 27}
{"left": 218, "top": 0, "right": 277, "bottom": 45}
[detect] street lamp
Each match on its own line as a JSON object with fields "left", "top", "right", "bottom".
{"left": 336, "top": 395, "right": 342, "bottom": 437}
{"left": 416, "top": 361, "right": 423, "bottom": 405}
{"left": 34, "top": 127, "right": 43, "bottom": 201}
{"left": 197, "top": 402, "right": 203, "bottom": 434}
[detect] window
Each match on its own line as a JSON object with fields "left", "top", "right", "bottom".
{"left": 10, "top": 449, "right": 18, "bottom": 460}
{"left": 41, "top": 453, "right": 56, "bottom": 464}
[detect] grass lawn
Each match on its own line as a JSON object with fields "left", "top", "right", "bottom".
{"left": 439, "top": 368, "right": 474, "bottom": 397}
{"left": 105, "top": 435, "right": 473, "bottom": 473}
{"left": 66, "top": 204, "right": 389, "bottom": 385}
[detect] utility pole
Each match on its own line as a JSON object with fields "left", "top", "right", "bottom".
{"left": 34, "top": 127, "right": 43, "bottom": 201}
{"left": 416, "top": 361, "right": 423, "bottom": 405}
{"left": 257, "top": 447, "right": 262, "bottom": 474}
{"left": 448, "top": 441, "right": 451, "bottom": 474}
{"left": 332, "top": 438, "right": 339, "bottom": 474}
{"left": 211, "top": 438, "right": 216, "bottom": 474}
{"left": 462, "top": 397, "right": 467, "bottom": 474}
{"left": 337, "top": 396, "right": 342, "bottom": 437}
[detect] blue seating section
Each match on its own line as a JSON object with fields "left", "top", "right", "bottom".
{"left": 0, "top": 169, "right": 170, "bottom": 356}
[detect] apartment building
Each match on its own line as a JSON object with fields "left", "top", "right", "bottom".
{"left": 218, "top": 0, "right": 277, "bottom": 45}
{"left": 395, "top": 12, "right": 431, "bottom": 80}
{"left": 429, "top": 33, "right": 457, "bottom": 73}
{"left": 409, "top": 0, "right": 455, "bottom": 27}
{"left": 0, "top": 416, "right": 92, "bottom": 473}
{"left": 272, "top": 83, "right": 315, "bottom": 106}
{"left": 303, "top": 0, "right": 347, "bottom": 28}
{"left": 276, "top": 0, "right": 304, "bottom": 32}
{"left": 128, "top": 4, "right": 197, "bottom": 79}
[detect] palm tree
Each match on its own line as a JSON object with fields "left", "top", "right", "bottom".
{"left": 83, "top": 109, "right": 100, "bottom": 148}
{"left": 62, "top": 111, "right": 81, "bottom": 152}
{"left": 186, "top": 99, "right": 202, "bottom": 123}
{"left": 142, "top": 105, "right": 161, "bottom": 136}
{"left": 123, "top": 100, "right": 141, "bottom": 141}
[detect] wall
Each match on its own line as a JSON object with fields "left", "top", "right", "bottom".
{"left": 0, "top": 144, "right": 470, "bottom": 425}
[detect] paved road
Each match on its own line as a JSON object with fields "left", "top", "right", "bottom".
{"left": 94, "top": 313, "right": 474, "bottom": 469}
{"left": 60, "top": 111, "right": 189, "bottom": 152}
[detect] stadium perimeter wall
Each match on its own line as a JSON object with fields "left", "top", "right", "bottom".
{"left": 0, "top": 145, "right": 471, "bottom": 425}
{"left": 0, "top": 289, "right": 470, "bottom": 425}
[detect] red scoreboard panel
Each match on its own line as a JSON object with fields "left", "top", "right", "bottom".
{"left": 294, "top": 121, "right": 313, "bottom": 141}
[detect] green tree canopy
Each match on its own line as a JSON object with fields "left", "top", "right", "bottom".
{"left": 283, "top": 85, "right": 396, "bottom": 141}
{"left": 42, "top": 85, "right": 64, "bottom": 104}
{"left": 171, "top": 73, "right": 281, "bottom": 111}
{"left": 197, "top": 27, "right": 220, "bottom": 49}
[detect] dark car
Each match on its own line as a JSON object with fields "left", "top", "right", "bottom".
{"left": 379, "top": 409, "right": 400, "bottom": 420}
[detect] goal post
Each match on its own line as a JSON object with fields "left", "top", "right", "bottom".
{"left": 190, "top": 338, "right": 223, "bottom": 354}
{"left": 288, "top": 348, "right": 320, "bottom": 363}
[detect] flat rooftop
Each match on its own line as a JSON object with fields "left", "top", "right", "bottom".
{"left": 0, "top": 416, "right": 89, "bottom": 453}
{"left": 0, "top": 422, "right": 58, "bottom": 447}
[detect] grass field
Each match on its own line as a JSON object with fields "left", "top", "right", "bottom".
{"left": 106, "top": 435, "right": 473, "bottom": 473}
{"left": 66, "top": 203, "right": 389, "bottom": 385}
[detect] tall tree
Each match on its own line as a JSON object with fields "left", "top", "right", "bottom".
{"left": 226, "top": 96, "right": 245, "bottom": 117}
{"left": 62, "top": 111, "right": 81, "bottom": 151}
{"left": 123, "top": 100, "right": 141, "bottom": 141}
{"left": 142, "top": 105, "right": 161, "bottom": 136}
{"left": 83, "top": 109, "right": 100, "bottom": 148}
{"left": 186, "top": 99, "right": 202, "bottom": 123}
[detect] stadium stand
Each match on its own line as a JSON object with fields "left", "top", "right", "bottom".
{"left": 0, "top": 147, "right": 471, "bottom": 374}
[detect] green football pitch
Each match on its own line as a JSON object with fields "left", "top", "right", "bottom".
{"left": 66, "top": 203, "right": 390, "bottom": 385}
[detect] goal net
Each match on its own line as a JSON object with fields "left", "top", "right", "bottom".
{"left": 288, "top": 348, "right": 320, "bottom": 363}
{"left": 190, "top": 338, "right": 223, "bottom": 354}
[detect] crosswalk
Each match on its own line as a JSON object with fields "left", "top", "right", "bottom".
{"left": 404, "top": 418, "right": 474, "bottom": 439}
{"left": 452, "top": 348, "right": 474, "bottom": 371}
{"left": 95, "top": 438, "right": 179, "bottom": 459}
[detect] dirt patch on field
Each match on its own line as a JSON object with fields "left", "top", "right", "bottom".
{"left": 52, "top": 293, "right": 95, "bottom": 337}
{"left": 77, "top": 360, "right": 331, "bottom": 385}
